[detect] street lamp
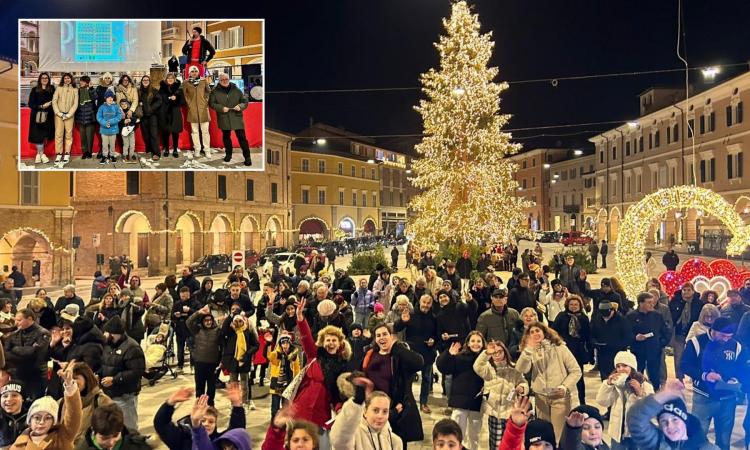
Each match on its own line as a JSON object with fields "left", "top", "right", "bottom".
{"left": 543, "top": 163, "right": 551, "bottom": 169}
{"left": 702, "top": 67, "right": 720, "bottom": 81}
{"left": 573, "top": 149, "right": 583, "bottom": 156}
{"left": 627, "top": 121, "right": 639, "bottom": 129}
{"left": 315, "top": 138, "right": 327, "bottom": 145}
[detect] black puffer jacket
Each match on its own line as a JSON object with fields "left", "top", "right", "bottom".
{"left": 332, "top": 275, "right": 356, "bottom": 299}
{"left": 435, "top": 299, "right": 475, "bottom": 351}
{"left": 0, "top": 407, "right": 28, "bottom": 447}
{"left": 69, "top": 317, "right": 106, "bottom": 373}
{"left": 74, "top": 87, "right": 99, "bottom": 125}
{"left": 186, "top": 311, "right": 221, "bottom": 365}
{"left": 4, "top": 323, "right": 50, "bottom": 376}
{"left": 100, "top": 334, "right": 146, "bottom": 397}
{"left": 436, "top": 350, "right": 484, "bottom": 411}
{"left": 394, "top": 309, "right": 438, "bottom": 365}
{"left": 138, "top": 86, "right": 162, "bottom": 117}
{"left": 220, "top": 315, "right": 259, "bottom": 373}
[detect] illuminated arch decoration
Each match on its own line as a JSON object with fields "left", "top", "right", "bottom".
{"left": 115, "top": 210, "right": 153, "bottom": 233}
{"left": 175, "top": 211, "right": 204, "bottom": 232}
{"left": 298, "top": 216, "right": 331, "bottom": 232}
{"left": 616, "top": 185, "right": 750, "bottom": 300}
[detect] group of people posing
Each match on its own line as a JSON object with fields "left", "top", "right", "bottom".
{"left": 26, "top": 28, "right": 254, "bottom": 166}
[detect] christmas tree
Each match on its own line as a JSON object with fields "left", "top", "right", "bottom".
{"left": 408, "top": 1, "right": 532, "bottom": 247}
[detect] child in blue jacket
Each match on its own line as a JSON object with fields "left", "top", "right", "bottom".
{"left": 96, "top": 91, "right": 123, "bottom": 164}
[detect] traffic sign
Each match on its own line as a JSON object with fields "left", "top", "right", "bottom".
{"left": 232, "top": 250, "right": 245, "bottom": 270}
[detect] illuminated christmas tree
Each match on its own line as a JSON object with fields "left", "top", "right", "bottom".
{"left": 408, "top": 1, "right": 532, "bottom": 247}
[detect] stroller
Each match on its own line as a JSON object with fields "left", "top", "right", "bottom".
{"left": 142, "top": 321, "right": 178, "bottom": 386}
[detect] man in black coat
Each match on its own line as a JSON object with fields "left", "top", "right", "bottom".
{"left": 508, "top": 273, "right": 537, "bottom": 316}
{"left": 435, "top": 292, "right": 475, "bottom": 352}
{"left": 178, "top": 266, "right": 201, "bottom": 295}
{"left": 7, "top": 267, "right": 25, "bottom": 296}
{"left": 456, "top": 251, "right": 473, "bottom": 294}
{"left": 326, "top": 247, "right": 337, "bottom": 272}
{"left": 591, "top": 301, "right": 632, "bottom": 380}
{"left": 4, "top": 308, "right": 50, "bottom": 401}
{"left": 582, "top": 278, "right": 625, "bottom": 316}
{"left": 181, "top": 27, "right": 216, "bottom": 75}
{"left": 442, "top": 262, "right": 461, "bottom": 292}
{"left": 626, "top": 292, "right": 670, "bottom": 389}
{"left": 100, "top": 316, "right": 146, "bottom": 432}
{"left": 662, "top": 248, "right": 680, "bottom": 271}
{"left": 390, "top": 246, "right": 399, "bottom": 270}
{"left": 172, "top": 287, "right": 198, "bottom": 371}
{"left": 394, "top": 294, "right": 438, "bottom": 412}
{"left": 54, "top": 284, "right": 85, "bottom": 317}
{"left": 669, "top": 282, "right": 704, "bottom": 379}
{"left": 331, "top": 269, "right": 356, "bottom": 300}
{"left": 600, "top": 240, "right": 609, "bottom": 268}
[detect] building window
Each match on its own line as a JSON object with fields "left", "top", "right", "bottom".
{"left": 522, "top": 179, "right": 527, "bottom": 189}
{"left": 318, "top": 160, "right": 326, "bottom": 173}
{"left": 699, "top": 115, "right": 705, "bottom": 134}
{"left": 612, "top": 146, "right": 617, "bottom": 160}
{"left": 218, "top": 175, "right": 227, "bottom": 200}
{"left": 318, "top": 189, "right": 325, "bottom": 204}
{"left": 728, "top": 152, "right": 744, "bottom": 179}
{"left": 639, "top": 136, "right": 644, "bottom": 152}
{"left": 654, "top": 130, "right": 660, "bottom": 147}
{"left": 522, "top": 160, "right": 527, "bottom": 169}
{"left": 532, "top": 177, "right": 536, "bottom": 187}
{"left": 672, "top": 124, "right": 679, "bottom": 142}
{"left": 126, "top": 172, "right": 139, "bottom": 195}
{"left": 561, "top": 171, "right": 568, "bottom": 181}
{"left": 69, "top": 173, "right": 74, "bottom": 197}
{"left": 599, "top": 150, "right": 604, "bottom": 164}
{"left": 570, "top": 169, "right": 576, "bottom": 179}
{"left": 362, "top": 193, "right": 367, "bottom": 207}
{"left": 700, "top": 158, "right": 716, "bottom": 182}
{"left": 228, "top": 27, "right": 243, "bottom": 48}
{"left": 162, "top": 43, "right": 173, "bottom": 59}
{"left": 728, "top": 102, "right": 745, "bottom": 126}
{"left": 351, "top": 165, "right": 356, "bottom": 177}
{"left": 271, "top": 183, "right": 278, "bottom": 203}
{"left": 625, "top": 141, "right": 631, "bottom": 156}
{"left": 20, "top": 172, "right": 39, "bottom": 205}
{"left": 301, "top": 159, "right": 309, "bottom": 172}
{"left": 210, "top": 31, "right": 222, "bottom": 50}
{"left": 339, "top": 191, "right": 344, "bottom": 206}
{"left": 246, "top": 180, "right": 254, "bottom": 201}
{"left": 688, "top": 118, "right": 695, "bottom": 138}
{"left": 739, "top": 102, "right": 745, "bottom": 124}
{"left": 337, "top": 163, "right": 343, "bottom": 175}
{"left": 399, "top": 192, "right": 404, "bottom": 206}
{"left": 708, "top": 112, "right": 716, "bottom": 132}
{"left": 636, "top": 173, "right": 642, "bottom": 193}
{"left": 301, "top": 189, "right": 309, "bottom": 204}
{"left": 373, "top": 192, "right": 377, "bottom": 206}
{"left": 352, "top": 192, "right": 357, "bottom": 206}
{"left": 532, "top": 158, "right": 536, "bottom": 167}
{"left": 371, "top": 168, "right": 376, "bottom": 179}
{"left": 648, "top": 134, "right": 653, "bottom": 149}
{"left": 361, "top": 167, "right": 366, "bottom": 178}
{"left": 554, "top": 196, "right": 558, "bottom": 208}
{"left": 184, "top": 172, "right": 195, "bottom": 196}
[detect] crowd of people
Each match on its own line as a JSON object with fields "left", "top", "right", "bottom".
{"left": 3, "top": 242, "right": 750, "bottom": 450}
{"left": 26, "top": 26, "right": 255, "bottom": 167}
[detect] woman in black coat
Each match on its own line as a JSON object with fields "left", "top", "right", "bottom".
{"left": 363, "top": 323, "right": 425, "bottom": 445}
{"left": 158, "top": 73, "right": 185, "bottom": 158}
{"left": 220, "top": 313, "right": 260, "bottom": 407}
{"left": 27, "top": 72, "right": 55, "bottom": 163}
{"left": 138, "top": 75, "right": 162, "bottom": 160}
{"left": 436, "top": 330, "right": 485, "bottom": 450}
{"left": 551, "top": 294, "right": 591, "bottom": 404}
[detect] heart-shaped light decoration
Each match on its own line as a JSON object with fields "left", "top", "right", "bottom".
{"left": 659, "top": 271, "right": 684, "bottom": 297}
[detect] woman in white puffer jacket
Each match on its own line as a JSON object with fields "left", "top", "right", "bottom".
{"left": 516, "top": 321, "right": 582, "bottom": 440}
{"left": 473, "top": 340, "right": 528, "bottom": 450}
{"left": 595, "top": 350, "right": 653, "bottom": 450}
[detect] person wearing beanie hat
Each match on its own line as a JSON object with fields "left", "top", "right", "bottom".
{"left": 0, "top": 381, "right": 28, "bottom": 447}
{"left": 10, "top": 367, "right": 81, "bottom": 450}
{"left": 117, "top": 97, "right": 137, "bottom": 162}
{"left": 312, "top": 298, "right": 349, "bottom": 337}
{"left": 627, "top": 379, "right": 719, "bottom": 450}
{"left": 368, "top": 302, "right": 387, "bottom": 332}
{"left": 560, "top": 405, "right": 609, "bottom": 450}
{"left": 99, "top": 313, "right": 145, "bottom": 433}
{"left": 681, "top": 314, "right": 746, "bottom": 449}
{"left": 96, "top": 89, "right": 124, "bottom": 163}
{"left": 499, "top": 395, "right": 556, "bottom": 450}
{"left": 267, "top": 330, "right": 300, "bottom": 419}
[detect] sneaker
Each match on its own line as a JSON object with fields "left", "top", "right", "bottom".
{"left": 40, "top": 154, "right": 49, "bottom": 164}
{"left": 35, "top": 154, "right": 42, "bottom": 164}
{"left": 54, "top": 154, "right": 62, "bottom": 163}
{"left": 109, "top": 155, "right": 117, "bottom": 163}
{"left": 421, "top": 404, "right": 432, "bottom": 414}
{"left": 63, "top": 153, "right": 70, "bottom": 163}
{"left": 99, "top": 158, "right": 106, "bottom": 165}
{"left": 246, "top": 401, "right": 256, "bottom": 411}
{"left": 200, "top": 149, "right": 206, "bottom": 157}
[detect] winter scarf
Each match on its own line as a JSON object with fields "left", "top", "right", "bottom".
{"left": 568, "top": 312, "right": 582, "bottom": 339}
{"left": 282, "top": 314, "right": 298, "bottom": 333}
{"left": 318, "top": 350, "right": 347, "bottom": 404}
{"left": 234, "top": 320, "right": 248, "bottom": 362}
{"left": 678, "top": 296, "right": 693, "bottom": 330}
{"left": 79, "top": 88, "right": 92, "bottom": 105}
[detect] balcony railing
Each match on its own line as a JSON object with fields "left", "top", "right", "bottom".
{"left": 563, "top": 204, "right": 581, "bottom": 214}
{"left": 162, "top": 27, "right": 179, "bottom": 38}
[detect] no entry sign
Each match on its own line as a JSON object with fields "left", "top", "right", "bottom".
{"left": 232, "top": 250, "right": 245, "bottom": 269}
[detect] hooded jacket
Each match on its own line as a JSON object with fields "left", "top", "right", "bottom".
{"left": 52, "top": 83, "right": 78, "bottom": 118}
{"left": 193, "top": 278, "right": 215, "bottom": 307}
{"left": 0, "top": 405, "right": 29, "bottom": 448}
{"left": 435, "top": 299, "right": 476, "bottom": 351}
{"left": 10, "top": 384, "right": 82, "bottom": 450}
{"left": 153, "top": 402, "right": 245, "bottom": 450}
{"left": 62, "top": 366, "right": 113, "bottom": 446}
{"left": 192, "top": 426, "right": 251, "bottom": 450}
{"left": 186, "top": 311, "right": 222, "bottom": 365}
{"left": 596, "top": 374, "right": 653, "bottom": 443}
{"left": 219, "top": 315, "right": 259, "bottom": 373}
{"left": 74, "top": 427, "right": 149, "bottom": 450}
{"left": 96, "top": 102, "right": 123, "bottom": 136}
{"left": 183, "top": 77, "right": 212, "bottom": 123}
{"left": 100, "top": 334, "right": 145, "bottom": 398}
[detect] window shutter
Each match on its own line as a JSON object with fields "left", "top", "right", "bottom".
{"left": 700, "top": 160, "right": 706, "bottom": 182}
{"left": 728, "top": 154, "right": 733, "bottom": 179}
{"left": 710, "top": 159, "right": 715, "bottom": 181}
{"left": 738, "top": 102, "right": 744, "bottom": 123}
{"left": 739, "top": 153, "right": 744, "bottom": 178}
{"left": 727, "top": 105, "right": 733, "bottom": 126}
{"left": 699, "top": 116, "right": 705, "bottom": 134}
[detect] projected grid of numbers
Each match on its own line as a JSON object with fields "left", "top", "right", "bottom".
{"left": 74, "top": 22, "right": 121, "bottom": 62}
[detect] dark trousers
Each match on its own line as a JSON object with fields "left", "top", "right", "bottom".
{"left": 635, "top": 349, "right": 662, "bottom": 390}
{"left": 194, "top": 361, "right": 218, "bottom": 405}
{"left": 141, "top": 116, "right": 160, "bottom": 155}
{"left": 271, "top": 394, "right": 284, "bottom": 420}
{"left": 598, "top": 349, "right": 617, "bottom": 380}
{"left": 575, "top": 360, "right": 586, "bottom": 404}
{"left": 221, "top": 129, "right": 250, "bottom": 158}
{"left": 176, "top": 332, "right": 188, "bottom": 368}
{"left": 161, "top": 131, "right": 179, "bottom": 151}
{"left": 601, "top": 254, "right": 607, "bottom": 268}
{"left": 79, "top": 124, "right": 95, "bottom": 155}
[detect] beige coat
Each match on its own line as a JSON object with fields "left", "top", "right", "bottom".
{"left": 52, "top": 85, "right": 78, "bottom": 118}
{"left": 516, "top": 340, "right": 582, "bottom": 409}
{"left": 596, "top": 376, "right": 653, "bottom": 442}
{"left": 330, "top": 398, "right": 403, "bottom": 450}
{"left": 472, "top": 350, "right": 528, "bottom": 419}
{"left": 115, "top": 84, "right": 139, "bottom": 113}
{"left": 183, "top": 79, "right": 211, "bottom": 123}
{"left": 58, "top": 388, "right": 112, "bottom": 447}
{"left": 10, "top": 387, "right": 82, "bottom": 450}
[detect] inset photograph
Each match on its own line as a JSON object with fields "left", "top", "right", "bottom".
{"left": 19, "top": 19, "right": 264, "bottom": 170}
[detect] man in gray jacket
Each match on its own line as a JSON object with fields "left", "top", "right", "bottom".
{"left": 187, "top": 305, "right": 222, "bottom": 405}
{"left": 476, "top": 288, "right": 519, "bottom": 347}
{"left": 209, "top": 73, "right": 252, "bottom": 166}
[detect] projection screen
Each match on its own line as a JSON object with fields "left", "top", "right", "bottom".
{"left": 38, "top": 20, "right": 162, "bottom": 72}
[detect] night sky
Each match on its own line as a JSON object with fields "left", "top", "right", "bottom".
{"left": 3, "top": 1, "right": 749, "bottom": 153}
